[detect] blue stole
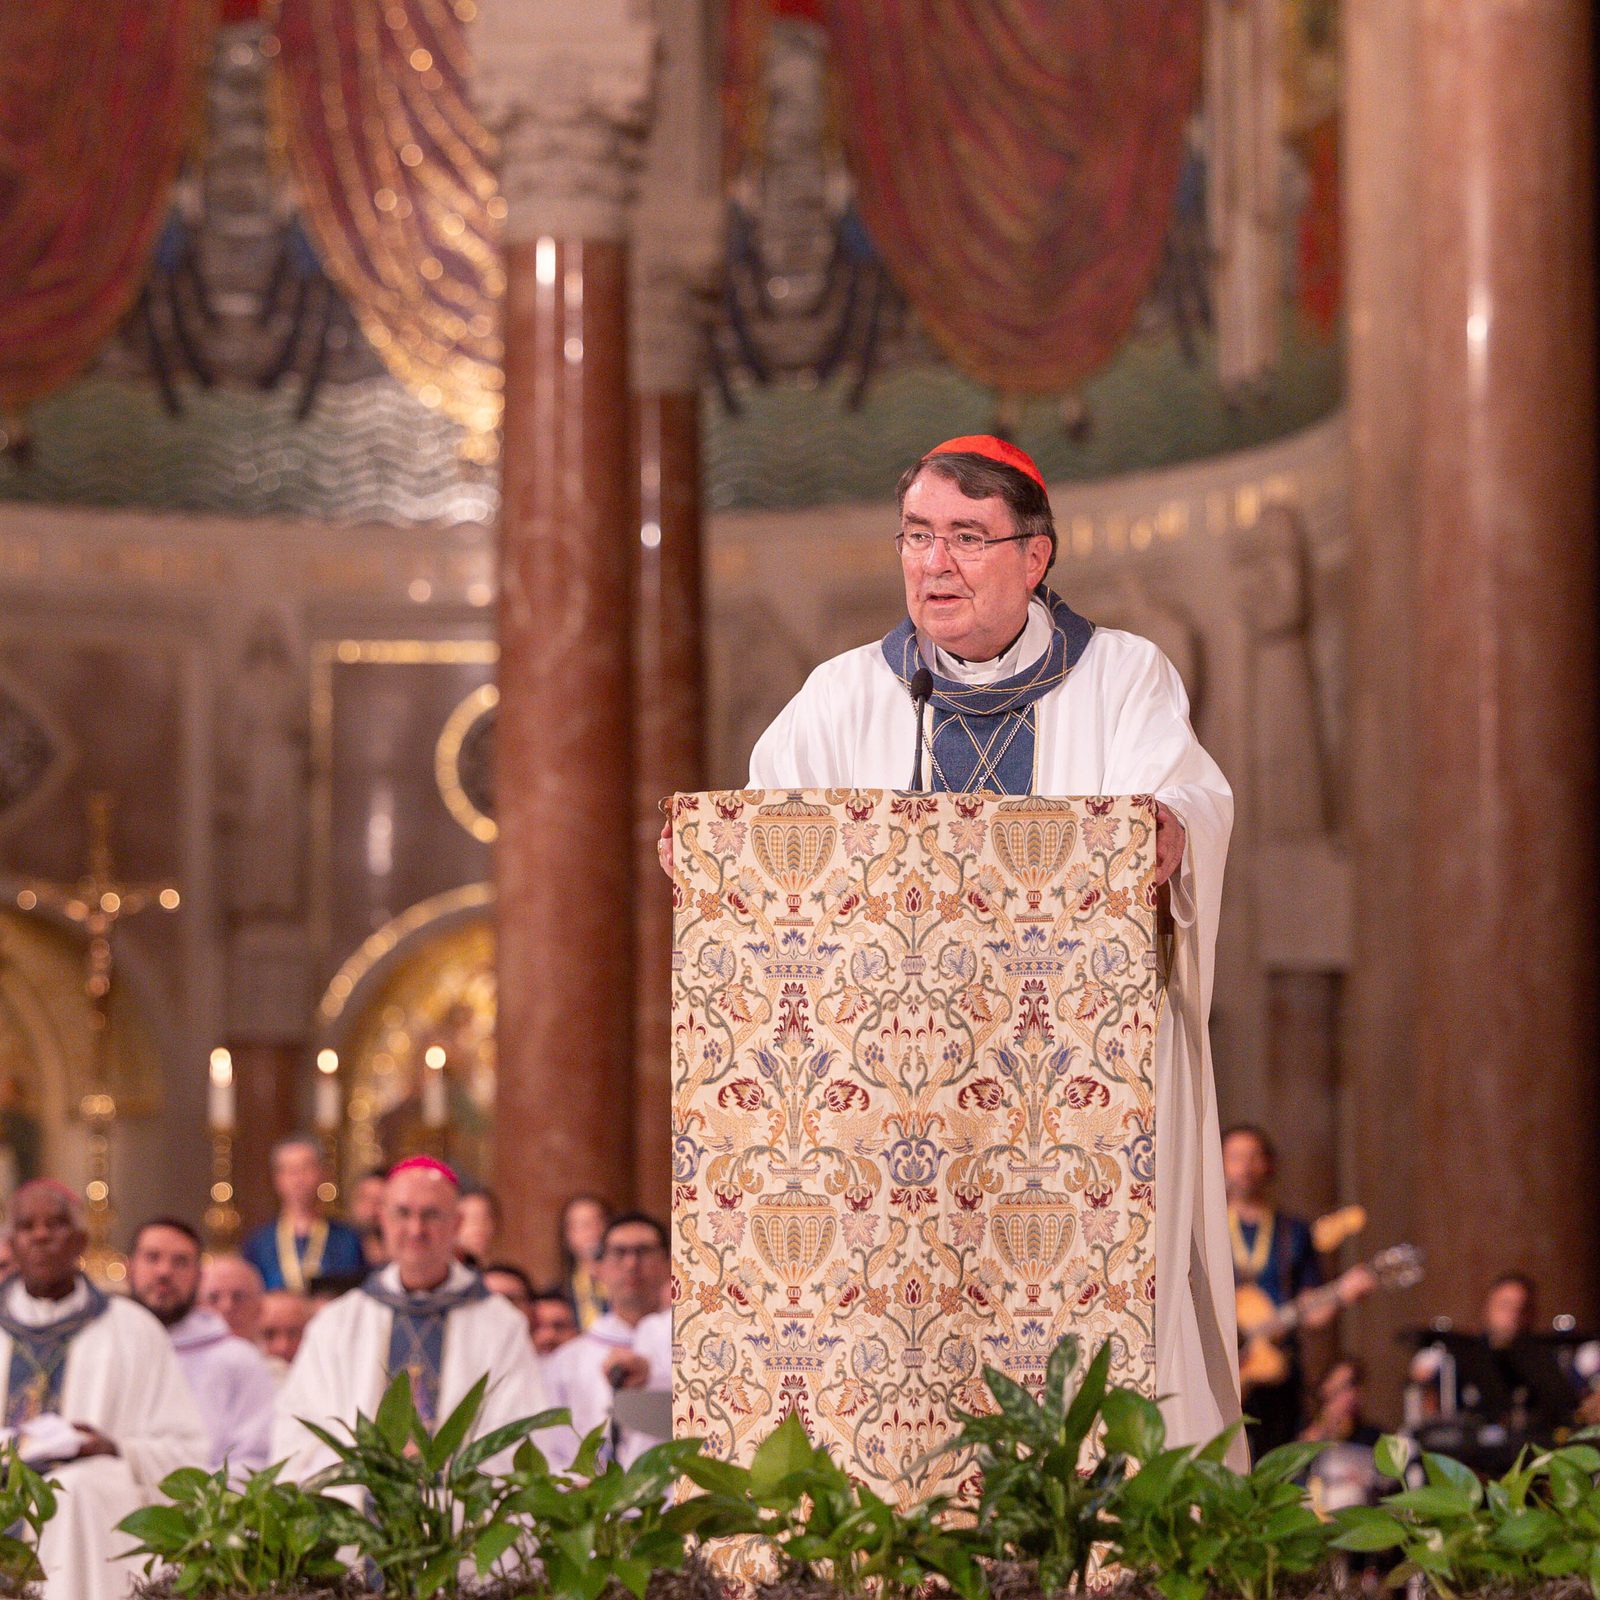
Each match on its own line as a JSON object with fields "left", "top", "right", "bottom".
{"left": 880, "top": 588, "right": 1095, "bottom": 794}
{"left": 0, "top": 1277, "right": 111, "bottom": 1428}
{"left": 360, "top": 1270, "right": 488, "bottom": 1429}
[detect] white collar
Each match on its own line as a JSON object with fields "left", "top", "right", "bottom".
{"left": 378, "top": 1260, "right": 475, "bottom": 1301}
{"left": 6, "top": 1275, "right": 91, "bottom": 1328}
{"left": 923, "top": 597, "right": 1052, "bottom": 686}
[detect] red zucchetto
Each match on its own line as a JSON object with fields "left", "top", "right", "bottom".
{"left": 927, "top": 434, "right": 1047, "bottom": 492}
{"left": 387, "top": 1155, "right": 460, "bottom": 1188}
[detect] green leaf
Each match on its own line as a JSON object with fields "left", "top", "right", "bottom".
{"left": 749, "top": 1414, "right": 815, "bottom": 1498}
{"left": 1196, "top": 1420, "right": 1244, "bottom": 1463}
{"left": 1492, "top": 1507, "right": 1560, "bottom": 1551}
{"left": 679, "top": 1454, "right": 751, "bottom": 1496}
{"left": 1060, "top": 1339, "right": 1113, "bottom": 1450}
{"left": 417, "top": 1547, "right": 463, "bottom": 1597}
{"left": 1388, "top": 1484, "right": 1476, "bottom": 1518}
{"left": 456, "top": 1413, "right": 549, "bottom": 1475}
{"left": 1041, "top": 1334, "right": 1080, "bottom": 1433}
{"left": 1101, "top": 1387, "right": 1165, "bottom": 1461}
{"left": 427, "top": 1372, "right": 489, "bottom": 1468}
{"left": 375, "top": 1368, "right": 417, "bottom": 1452}
{"left": 473, "top": 1521, "right": 524, "bottom": 1574}
{"left": 1373, "top": 1432, "right": 1413, "bottom": 1480}
{"left": 1250, "top": 1439, "right": 1327, "bottom": 1485}
{"left": 1422, "top": 1449, "right": 1481, "bottom": 1499}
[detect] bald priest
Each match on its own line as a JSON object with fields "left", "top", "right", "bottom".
{"left": 672, "top": 436, "right": 1245, "bottom": 1464}
{"left": 0, "top": 1181, "right": 208, "bottom": 1600}
{"left": 273, "top": 1157, "right": 566, "bottom": 1489}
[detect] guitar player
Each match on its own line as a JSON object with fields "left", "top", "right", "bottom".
{"left": 1223, "top": 1124, "right": 1376, "bottom": 1457}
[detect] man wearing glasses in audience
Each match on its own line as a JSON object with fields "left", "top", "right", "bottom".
{"left": 542, "top": 1212, "right": 671, "bottom": 1466}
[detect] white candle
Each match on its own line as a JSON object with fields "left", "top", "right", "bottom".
{"left": 422, "top": 1045, "right": 447, "bottom": 1128}
{"left": 315, "top": 1049, "right": 341, "bottom": 1130}
{"left": 208, "top": 1048, "right": 235, "bottom": 1130}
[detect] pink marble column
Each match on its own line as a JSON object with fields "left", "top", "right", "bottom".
{"left": 632, "top": 392, "right": 705, "bottom": 1217}
{"left": 493, "top": 236, "right": 636, "bottom": 1280}
{"left": 475, "top": 3, "right": 655, "bottom": 1280}
{"left": 1345, "top": 0, "right": 1596, "bottom": 1404}
{"left": 1341, "top": 0, "right": 1425, "bottom": 1415}
{"left": 1412, "top": 0, "right": 1597, "bottom": 1323}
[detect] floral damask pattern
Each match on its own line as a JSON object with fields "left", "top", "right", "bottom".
{"left": 670, "top": 790, "right": 1164, "bottom": 1508}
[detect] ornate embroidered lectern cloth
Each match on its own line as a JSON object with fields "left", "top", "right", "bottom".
{"left": 669, "top": 790, "right": 1163, "bottom": 1506}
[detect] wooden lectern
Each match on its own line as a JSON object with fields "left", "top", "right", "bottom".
{"left": 668, "top": 790, "right": 1163, "bottom": 1508}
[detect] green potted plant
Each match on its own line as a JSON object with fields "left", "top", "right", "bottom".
{"left": 1333, "top": 1432, "right": 1600, "bottom": 1597}
{"left": 118, "top": 1462, "right": 350, "bottom": 1598}
{"left": 296, "top": 1370, "right": 561, "bottom": 1599}
{"left": 676, "top": 1411, "right": 983, "bottom": 1600}
{"left": 0, "top": 1443, "right": 56, "bottom": 1600}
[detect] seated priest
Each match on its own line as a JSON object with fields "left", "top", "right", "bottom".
{"left": 198, "top": 1252, "right": 267, "bottom": 1345}
{"left": 0, "top": 1181, "right": 208, "bottom": 1600}
{"left": 663, "top": 436, "right": 1244, "bottom": 1464}
{"left": 542, "top": 1212, "right": 672, "bottom": 1466}
{"left": 272, "top": 1156, "right": 563, "bottom": 1488}
{"left": 128, "top": 1216, "right": 278, "bottom": 1476}
{"left": 258, "top": 1289, "right": 314, "bottom": 1373}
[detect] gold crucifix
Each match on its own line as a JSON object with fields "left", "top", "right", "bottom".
{"left": 11, "top": 791, "right": 180, "bottom": 1279}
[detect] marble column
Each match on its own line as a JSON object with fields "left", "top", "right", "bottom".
{"left": 1342, "top": 0, "right": 1424, "bottom": 1418}
{"left": 629, "top": 0, "right": 721, "bottom": 1220}
{"left": 1412, "top": 0, "right": 1597, "bottom": 1324}
{"left": 1344, "top": 0, "right": 1596, "bottom": 1406}
{"left": 631, "top": 387, "right": 705, "bottom": 1218}
{"left": 476, "top": 4, "right": 655, "bottom": 1281}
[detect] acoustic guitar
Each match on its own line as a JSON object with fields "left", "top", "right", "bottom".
{"left": 1236, "top": 1214, "right": 1424, "bottom": 1395}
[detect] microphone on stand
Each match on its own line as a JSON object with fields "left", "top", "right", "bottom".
{"left": 908, "top": 667, "right": 933, "bottom": 791}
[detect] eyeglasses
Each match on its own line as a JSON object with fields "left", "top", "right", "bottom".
{"left": 602, "top": 1242, "right": 665, "bottom": 1262}
{"left": 896, "top": 529, "right": 1035, "bottom": 560}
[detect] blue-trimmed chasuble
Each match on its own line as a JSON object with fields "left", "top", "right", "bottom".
{"left": 360, "top": 1271, "right": 488, "bottom": 1428}
{"left": 880, "top": 588, "right": 1094, "bottom": 795}
{"left": 0, "top": 1279, "right": 112, "bottom": 1429}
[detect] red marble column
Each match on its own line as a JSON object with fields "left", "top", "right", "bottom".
{"left": 1344, "top": 0, "right": 1596, "bottom": 1412}
{"left": 633, "top": 392, "right": 705, "bottom": 1217}
{"left": 1412, "top": 0, "right": 1597, "bottom": 1323}
{"left": 494, "top": 237, "right": 636, "bottom": 1282}
{"left": 1342, "top": 0, "right": 1426, "bottom": 1420}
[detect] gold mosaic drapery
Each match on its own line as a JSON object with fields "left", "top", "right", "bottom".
{"left": 670, "top": 790, "right": 1161, "bottom": 1507}
{"left": 265, "top": 0, "right": 504, "bottom": 458}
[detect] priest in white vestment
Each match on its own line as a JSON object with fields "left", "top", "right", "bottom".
{"left": 273, "top": 1157, "right": 564, "bottom": 1491}
{"left": 0, "top": 1181, "right": 209, "bottom": 1600}
{"left": 543, "top": 1213, "right": 672, "bottom": 1467}
{"left": 128, "top": 1217, "right": 277, "bottom": 1477}
{"left": 687, "top": 435, "right": 1245, "bottom": 1465}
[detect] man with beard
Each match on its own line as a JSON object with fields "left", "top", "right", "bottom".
{"left": 0, "top": 1182, "right": 206, "bottom": 1600}
{"left": 128, "top": 1217, "right": 277, "bottom": 1475}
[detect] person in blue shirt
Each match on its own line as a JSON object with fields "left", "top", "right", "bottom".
{"left": 241, "top": 1135, "right": 364, "bottom": 1292}
{"left": 1224, "top": 1123, "right": 1324, "bottom": 1458}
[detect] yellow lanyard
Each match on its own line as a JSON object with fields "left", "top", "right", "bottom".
{"left": 276, "top": 1215, "right": 328, "bottom": 1293}
{"left": 1228, "top": 1208, "right": 1275, "bottom": 1283}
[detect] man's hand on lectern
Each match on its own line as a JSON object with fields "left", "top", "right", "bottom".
{"left": 657, "top": 819, "right": 673, "bottom": 877}
{"left": 1153, "top": 801, "right": 1186, "bottom": 888}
